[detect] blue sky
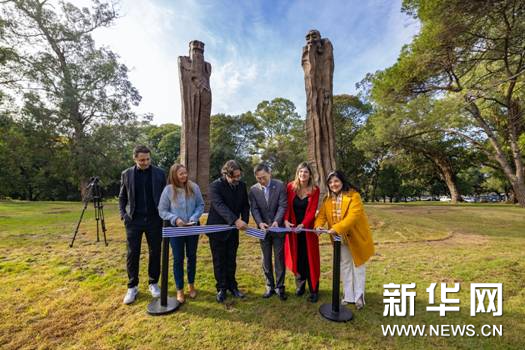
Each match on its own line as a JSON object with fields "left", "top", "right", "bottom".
{"left": 88, "top": 0, "right": 419, "bottom": 125}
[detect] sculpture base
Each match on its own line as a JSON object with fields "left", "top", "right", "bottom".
{"left": 319, "top": 303, "right": 353, "bottom": 322}
{"left": 147, "top": 297, "right": 180, "bottom": 316}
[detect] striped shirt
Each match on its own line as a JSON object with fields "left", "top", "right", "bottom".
{"left": 331, "top": 193, "right": 343, "bottom": 224}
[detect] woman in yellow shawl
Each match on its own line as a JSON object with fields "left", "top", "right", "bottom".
{"left": 314, "top": 170, "right": 374, "bottom": 310}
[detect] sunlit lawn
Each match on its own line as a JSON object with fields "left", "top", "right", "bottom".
{"left": 0, "top": 200, "right": 523, "bottom": 349}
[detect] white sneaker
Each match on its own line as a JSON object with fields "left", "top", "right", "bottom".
{"left": 356, "top": 295, "right": 365, "bottom": 310}
{"left": 123, "top": 287, "right": 138, "bottom": 305}
{"left": 149, "top": 283, "right": 161, "bottom": 298}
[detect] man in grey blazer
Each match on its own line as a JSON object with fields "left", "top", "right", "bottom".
{"left": 249, "top": 163, "right": 288, "bottom": 300}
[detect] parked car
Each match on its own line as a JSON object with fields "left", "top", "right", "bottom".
{"left": 487, "top": 194, "right": 501, "bottom": 202}
{"left": 439, "top": 196, "right": 451, "bottom": 202}
{"left": 462, "top": 196, "right": 476, "bottom": 203}
{"left": 479, "top": 195, "right": 491, "bottom": 203}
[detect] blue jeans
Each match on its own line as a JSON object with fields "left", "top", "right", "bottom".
{"left": 170, "top": 235, "right": 199, "bottom": 290}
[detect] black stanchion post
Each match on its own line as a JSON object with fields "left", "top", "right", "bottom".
{"left": 331, "top": 239, "right": 341, "bottom": 313}
{"left": 319, "top": 238, "right": 353, "bottom": 322}
{"left": 160, "top": 236, "right": 169, "bottom": 304}
{"left": 147, "top": 221, "right": 180, "bottom": 316}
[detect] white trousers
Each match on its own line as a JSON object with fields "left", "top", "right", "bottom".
{"left": 340, "top": 243, "right": 366, "bottom": 304}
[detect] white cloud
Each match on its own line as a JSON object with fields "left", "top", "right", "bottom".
{"left": 87, "top": 0, "right": 184, "bottom": 124}
{"left": 74, "top": 0, "right": 420, "bottom": 124}
{"left": 211, "top": 60, "right": 259, "bottom": 112}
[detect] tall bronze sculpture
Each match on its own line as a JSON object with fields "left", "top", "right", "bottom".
{"left": 178, "top": 40, "right": 211, "bottom": 201}
{"left": 302, "top": 29, "right": 337, "bottom": 196}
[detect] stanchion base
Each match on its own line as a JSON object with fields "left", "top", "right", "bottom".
{"left": 147, "top": 297, "right": 180, "bottom": 316}
{"left": 319, "top": 303, "right": 353, "bottom": 322}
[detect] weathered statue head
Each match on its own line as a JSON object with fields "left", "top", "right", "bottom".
{"left": 189, "top": 40, "right": 205, "bottom": 62}
{"left": 306, "top": 29, "right": 321, "bottom": 45}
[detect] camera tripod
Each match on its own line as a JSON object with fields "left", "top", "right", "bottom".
{"left": 70, "top": 176, "right": 108, "bottom": 247}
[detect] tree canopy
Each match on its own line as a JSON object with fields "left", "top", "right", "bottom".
{"left": 371, "top": 0, "right": 525, "bottom": 205}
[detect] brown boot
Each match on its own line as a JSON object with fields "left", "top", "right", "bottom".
{"left": 176, "top": 289, "right": 185, "bottom": 304}
{"left": 188, "top": 284, "right": 197, "bottom": 299}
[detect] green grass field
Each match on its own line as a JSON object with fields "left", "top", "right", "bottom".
{"left": 0, "top": 201, "right": 523, "bottom": 349}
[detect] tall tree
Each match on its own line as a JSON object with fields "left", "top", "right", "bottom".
{"left": 144, "top": 123, "right": 181, "bottom": 171}
{"left": 1, "top": 0, "right": 141, "bottom": 195}
{"left": 0, "top": 98, "right": 75, "bottom": 200}
{"left": 332, "top": 94, "right": 371, "bottom": 189}
{"left": 372, "top": 0, "right": 525, "bottom": 206}
{"left": 254, "top": 98, "right": 306, "bottom": 182}
{"left": 363, "top": 96, "right": 474, "bottom": 203}
{"left": 209, "top": 113, "right": 261, "bottom": 185}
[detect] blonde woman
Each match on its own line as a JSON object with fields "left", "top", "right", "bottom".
{"left": 158, "top": 164, "right": 204, "bottom": 303}
{"left": 284, "top": 162, "right": 321, "bottom": 303}
{"left": 314, "top": 170, "right": 374, "bottom": 310}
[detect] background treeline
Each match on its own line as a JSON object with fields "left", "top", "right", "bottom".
{"left": 0, "top": 0, "right": 524, "bottom": 205}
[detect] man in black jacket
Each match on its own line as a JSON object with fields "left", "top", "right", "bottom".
{"left": 119, "top": 145, "right": 166, "bottom": 304}
{"left": 207, "top": 160, "right": 250, "bottom": 303}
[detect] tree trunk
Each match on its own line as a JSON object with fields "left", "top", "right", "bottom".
{"left": 507, "top": 101, "right": 525, "bottom": 207}
{"left": 72, "top": 124, "right": 89, "bottom": 198}
{"left": 431, "top": 156, "right": 462, "bottom": 204}
{"left": 510, "top": 179, "right": 525, "bottom": 207}
{"left": 488, "top": 149, "right": 525, "bottom": 206}
{"left": 467, "top": 101, "right": 525, "bottom": 207}
{"left": 397, "top": 141, "right": 463, "bottom": 204}
{"left": 370, "top": 167, "right": 379, "bottom": 202}
{"left": 441, "top": 168, "right": 461, "bottom": 204}
{"left": 79, "top": 178, "right": 89, "bottom": 200}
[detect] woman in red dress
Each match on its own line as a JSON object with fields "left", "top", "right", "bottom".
{"left": 284, "top": 162, "right": 321, "bottom": 302}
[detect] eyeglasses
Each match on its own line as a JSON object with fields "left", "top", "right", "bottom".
{"left": 227, "top": 173, "right": 242, "bottom": 180}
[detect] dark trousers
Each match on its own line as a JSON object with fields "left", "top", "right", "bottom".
{"left": 170, "top": 235, "right": 199, "bottom": 290}
{"left": 296, "top": 232, "right": 318, "bottom": 293}
{"left": 260, "top": 233, "right": 285, "bottom": 292}
{"left": 209, "top": 231, "right": 239, "bottom": 291}
{"left": 125, "top": 216, "right": 162, "bottom": 288}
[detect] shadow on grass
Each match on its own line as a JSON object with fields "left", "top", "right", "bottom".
{"left": 154, "top": 289, "right": 386, "bottom": 339}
